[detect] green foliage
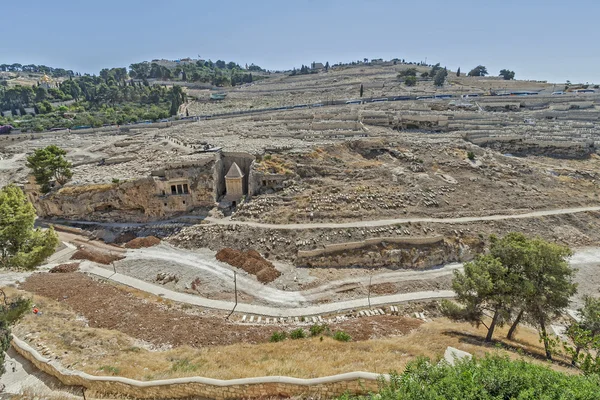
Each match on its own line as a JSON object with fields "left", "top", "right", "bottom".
{"left": 0, "top": 185, "right": 59, "bottom": 270}
{"left": 499, "top": 69, "right": 516, "bottom": 80}
{"left": 360, "top": 84, "right": 363, "bottom": 97}
{"left": 433, "top": 68, "right": 448, "bottom": 87}
{"left": 429, "top": 63, "right": 441, "bottom": 77}
{"left": 170, "top": 358, "right": 201, "bottom": 373}
{"left": 290, "top": 328, "right": 306, "bottom": 340}
{"left": 468, "top": 65, "right": 488, "bottom": 77}
{"left": 467, "top": 151, "right": 475, "bottom": 160}
{"left": 456, "top": 67, "right": 461, "bottom": 77}
{"left": 0, "top": 291, "right": 31, "bottom": 376}
{"left": 26, "top": 145, "right": 73, "bottom": 193}
{"left": 99, "top": 365, "right": 121, "bottom": 375}
{"left": 269, "top": 331, "right": 287, "bottom": 342}
{"left": 309, "top": 324, "right": 329, "bottom": 337}
{"left": 443, "top": 254, "right": 514, "bottom": 342}
{"left": 404, "top": 76, "right": 417, "bottom": 87}
{"left": 338, "top": 354, "right": 600, "bottom": 399}
{"left": 564, "top": 296, "right": 600, "bottom": 373}
{"left": 333, "top": 331, "right": 352, "bottom": 342}
{"left": 397, "top": 68, "right": 417, "bottom": 78}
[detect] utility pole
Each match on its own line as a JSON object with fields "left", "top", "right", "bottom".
{"left": 367, "top": 270, "right": 373, "bottom": 309}
{"left": 227, "top": 271, "right": 238, "bottom": 319}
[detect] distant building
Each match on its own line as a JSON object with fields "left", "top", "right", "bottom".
{"left": 311, "top": 62, "right": 325, "bottom": 70}
{"left": 39, "top": 74, "right": 54, "bottom": 89}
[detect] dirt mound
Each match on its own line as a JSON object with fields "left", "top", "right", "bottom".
{"left": 113, "top": 231, "right": 137, "bottom": 244}
{"left": 49, "top": 263, "right": 80, "bottom": 273}
{"left": 216, "top": 248, "right": 281, "bottom": 283}
{"left": 71, "top": 249, "right": 124, "bottom": 265}
{"left": 124, "top": 236, "right": 161, "bottom": 249}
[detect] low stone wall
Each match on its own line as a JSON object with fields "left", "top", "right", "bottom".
{"left": 298, "top": 236, "right": 444, "bottom": 258}
{"left": 12, "top": 335, "right": 381, "bottom": 400}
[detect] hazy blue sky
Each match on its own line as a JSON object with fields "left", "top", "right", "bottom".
{"left": 1, "top": 0, "right": 598, "bottom": 83}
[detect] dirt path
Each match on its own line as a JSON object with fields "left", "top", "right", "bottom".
{"left": 205, "top": 205, "right": 600, "bottom": 230}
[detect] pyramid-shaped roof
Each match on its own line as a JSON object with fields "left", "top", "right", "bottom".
{"left": 225, "top": 162, "right": 244, "bottom": 178}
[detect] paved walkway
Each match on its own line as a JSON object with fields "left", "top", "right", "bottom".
{"left": 79, "top": 263, "right": 455, "bottom": 318}
{"left": 205, "top": 205, "right": 600, "bottom": 230}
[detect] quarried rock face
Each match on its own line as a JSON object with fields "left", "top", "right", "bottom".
{"left": 30, "top": 162, "right": 216, "bottom": 222}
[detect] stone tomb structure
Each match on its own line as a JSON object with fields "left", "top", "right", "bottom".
{"left": 25, "top": 150, "right": 285, "bottom": 222}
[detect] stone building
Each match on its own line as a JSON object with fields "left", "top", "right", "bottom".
{"left": 224, "top": 162, "right": 244, "bottom": 204}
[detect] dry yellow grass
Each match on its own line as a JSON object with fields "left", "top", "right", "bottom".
{"left": 9, "top": 284, "right": 576, "bottom": 382}
{"left": 57, "top": 183, "right": 116, "bottom": 196}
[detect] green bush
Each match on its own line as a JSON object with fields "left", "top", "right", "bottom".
{"left": 467, "top": 151, "right": 475, "bottom": 161}
{"left": 404, "top": 76, "right": 417, "bottom": 87}
{"left": 333, "top": 331, "right": 352, "bottom": 342}
{"left": 337, "top": 354, "right": 600, "bottom": 399}
{"left": 309, "top": 324, "right": 329, "bottom": 337}
{"left": 99, "top": 365, "right": 120, "bottom": 375}
{"left": 269, "top": 331, "right": 287, "bottom": 342}
{"left": 290, "top": 328, "right": 306, "bottom": 340}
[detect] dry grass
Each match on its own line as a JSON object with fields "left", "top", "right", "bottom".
{"left": 10, "top": 284, "right": 576, "bottom": 382}
{"left": 57, "top": 183, "right": 115, "bottom": 196}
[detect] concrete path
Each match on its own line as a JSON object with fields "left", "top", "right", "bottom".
{"left": 0, "top": 347, "right": 81, "bottom": 398}
{"left": 205, "top": 205, "right": 600, "bottom": 230}
{"left": 79, "top": 262, "right": 455, "bottom": 317}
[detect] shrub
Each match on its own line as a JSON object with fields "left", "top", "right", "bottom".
{"left": 290, "top": 328, "right": 306, "bottom": 340}
{"left": 99, "top": 365, "right": 120, "bottom": 375}
{"left": 337, "top": 354, "right": 600, "bottom": 399}
{"left": 333, "top": 331, "right": 352, "bottom": 342}
{"left": 309, "top": 324, "right": 329, "bottom": 337}
{"left": 404, "top": 76, "right": 417, "bottom": 87}
{"left": 112, "top": 178, "right": 120, "bottom": 184}
{"left": 270, "top": 331, "right": 287, "bottom": 342}
{"left": 467, "top": 151, "right": 475, "bottom": 161}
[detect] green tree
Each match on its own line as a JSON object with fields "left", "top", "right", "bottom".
{"left": 0, "top": 185, "right": 59, "bottom": 270}
{"left": 456, "top": 67, "right": 461, "bottom": 76}
{"left": 442, "top": 254, "right": 517, "bottom": 341}
{"left": 359, "top": 84, "right": 363, "bottom": 97}
{"left": 468, "top": 65, "right": 488, "bottom": 77}
{"left": 507, "top": 235, "right": 575, "bottom": 359}
{"left": 26, "top": 145, "right": 73, "bottom": 193}
{"left": 429, "top": 63, "right": 441, "bottom": 77}
{"left": 499, "top": 69, "right": 516, "bottom": 80}
{"left": 564, "top": 296, "right": 600, "bottom": 372}
{"left": 325, "top": 61, "right": 330, "bottom": 71}
{"left": 398, "top": 68, "right": 417, "bottom": 78}
{"left": 404, "top": 76, "right": 417, "bottom": 86}
{"left": 34, "top": 87, "right": 47, "bottom": 102}
{"left": 433, "top": 68, "right": 448, "bottom": 87}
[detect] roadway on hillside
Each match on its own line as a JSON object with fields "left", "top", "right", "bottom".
{"left": 205, "top": 205, "right": 600, "bottom": 230}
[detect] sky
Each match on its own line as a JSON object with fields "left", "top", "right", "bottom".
{"left": 1, "top": 0, "right": 598, "bottom": 84}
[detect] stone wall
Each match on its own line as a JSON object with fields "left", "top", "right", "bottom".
{"left": 298, "top": 236, "right": 444, "bottom": 257}
{"left": 11, "top": 335, "right": 381, "bottom": 400}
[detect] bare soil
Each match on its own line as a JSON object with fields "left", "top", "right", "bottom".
{"left": 216, "top": 248, "right": 281, "bottom": 283}
{"left": 124, "top": 236, "right": 161, "bottom": 249}
{"left": 49, "top": 263, "right": 80, "bottom": 273}
{"left": 19, "top": 272, "right": 422, "bottom": 348}
{"left": 70, "top": 249, "right": 124, "bottom": 265}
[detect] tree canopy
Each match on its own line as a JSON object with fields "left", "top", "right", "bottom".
{"left": 443, "top": 232, "right": 577, "bottom": 359}
{"left": 468, "top": 65, "right": 488, "bottom": 77}
{"left": 26, "top": 145, "right": 73, "bottom": 194}
{"left": 433, "top": 68, "right": 448, "bottom": 87}
{"left": 0, "top": 185, "right": 58, "bottom": 270}
{"left": 499, "top": 69, "right": 516, "bottom": 80}
{"left": 404, "top": 76, "right": 417, "bottom": 86}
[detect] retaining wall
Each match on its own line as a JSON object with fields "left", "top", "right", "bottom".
{"left": 298, "top": 236, "right": 444, "bottom": 258}
{"left": 11, "top": 336, "right": 381, "bottom": 400}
